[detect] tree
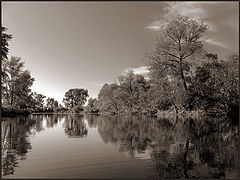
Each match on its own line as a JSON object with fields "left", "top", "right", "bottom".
{"left": 118, "top": 71, "right": 150, "bottom": 113}
{"left": 146, "top": 79, "right": 183, "bottom": 114}
{"left": 63, "top": 88, "right": 89, "bottom": 112}
{"left": 146, "top": 16, "right": 207, "bottom": 91}
{"left": 186, "top": 53, "right": 239, "bottom": 119}
{"left": 32, "top": 92, "right": 46, "bottom": 111}
{"left": 220, "top": 53, "right": 239, "bottom": 120}
{"left": 1, "top": 26, "right": 12, "bottom": 89}
{"left": 1, "top": 26, "right": 12, "bottom": 60}
{"left": 46, "top": 97, "right": 59, "bottom": 112}
{"left": 1, "top": 56, "right": 34, "bottom": 108}
{"left": 96, "top": 71, "right": 151, "bottom": 114}
{"left": 97, "top": 83, "right": 120, "bottom": 114}
{"left": 85, "top": 98, "right": 98, "bottom": 113}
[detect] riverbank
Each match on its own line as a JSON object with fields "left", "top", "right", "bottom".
{"left": 2, "top": 107, "right": 237, "bottom": 124}
{"left": 1, "top": 106, "right": 87, "bottom": 118}
{"left": 85, "top": 109, "right": 238, "bottom": 122}
{"left": 1, "top": 107, "right": 30, "bottom": 117}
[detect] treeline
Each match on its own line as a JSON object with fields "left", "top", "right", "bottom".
{"left": 1, "top": 15, "right": 239, "bottom": 119}
{"left": 1, "top": 26, "right": 89, "bottom": 116}
{"left": 85, "top": 16, "right": 239, "bottom": 120}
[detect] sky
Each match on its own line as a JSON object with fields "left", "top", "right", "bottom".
{"left": 2, "top": 1, "right": 239, "bottom": 104}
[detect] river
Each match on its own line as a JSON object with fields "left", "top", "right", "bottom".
{"left": 1, "top": 114, "right": 239, "bottom": 179}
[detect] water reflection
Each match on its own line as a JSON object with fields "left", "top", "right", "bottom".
{"left": 64, "top": 114, "right": 88, "bottom": 138}
{"left": 87, "top": 115, "right": 239, "bottom": 179}
{"left": 1, "top": 114, "right": 239, "bottom": 179}
{"left": 1, "top": 116, "right": 35, "bottom": 176}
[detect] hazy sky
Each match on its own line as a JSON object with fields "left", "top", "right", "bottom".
{"left": 2, "top": 2, "right": 239, "bottom": 103}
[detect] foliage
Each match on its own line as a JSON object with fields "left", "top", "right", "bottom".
{"left": 117, "top": 71, "right": 151, "bottom": 113}
{"left": 95, "top": 71, "right": 151, "bottom": 114}
{"left": 146, "top": 16, "right": 207, "bottom": 91}
{"left": 63, "top": 88, "right": 89, "bottom": 113}
{"left": 84, "top": 98, "right": 99, "bottom": 113}
{"left": 186, "top": 53, "right": 239, "bottom": 119}
{"left": 46, "top": 97, "right": 59, "bottom": 112}
{"left": 91, "top": 15, "right": 238, "bottom": 121}
{"left": 1, "top": 56, "right": 35, "bottom": 109}
{"left": 54, "top": 104, "right": 68, "bottom": 113}
{"left": 1, "top": 105, "right": 30, "bottom": 117}
{"left": 1, "top": 26, "right": 12, "bottom": 60}
{"left": 31, "top": 92, "right": 46, "bottom": 111}
{"left": 1, "top": 16, "right": 239, "bottom": 120}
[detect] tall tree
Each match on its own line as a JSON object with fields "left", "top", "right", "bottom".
{"left": 63, "top": 88, "right": 89, "bottom": 112}
{"left": 1, "top": 56, "right": 34, "bottom": 108}
{"left": 146, "top": 16, "right": 207, "bottom": 90}
{"left": 1, "top": 26, "right": 12, "bottom": 60}
{"left": 1, "top": 26, "right": 12, "bottom": 89}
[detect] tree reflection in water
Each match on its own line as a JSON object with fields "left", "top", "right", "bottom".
{"left": 1, "top": 114, "right": 62, "bottom": 176}
{"left": 1, "top": 114, "right": 238, "bottom": 179}
{"left": 1, "top": 116, "right": 36, "bottom": 176}
{"left": 87, "top": 115, "right": 239, "bottom": 179}
{"left": 63, "top": 114, "right": 88, "bottom": 138}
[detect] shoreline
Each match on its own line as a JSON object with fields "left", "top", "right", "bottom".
{"left": 1, "top": 108, "right": 231, "bottom": 120}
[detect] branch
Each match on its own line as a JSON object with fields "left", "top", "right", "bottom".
{"left": 150, "top": 55, "right": 179, "bottom": 67}
{"left": 182, "top": 48, "right": 198, "bottom": 60}
{"left": 166, "top": 33, "right": 179, "bottom": 44}
{"left": 162, "top": 51, "right": 181, "bottom": 60}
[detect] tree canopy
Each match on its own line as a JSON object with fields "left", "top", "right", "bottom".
{"left": 146, "top": 16, "right": 207, "bottom": 90}
{"left": 63, "top": 88, "right": 89, "bottom": 113}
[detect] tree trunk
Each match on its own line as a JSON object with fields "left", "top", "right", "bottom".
{"left": 179, "top": 58, "right": 188, "bottom": 91}
{"left": 181, "top": 70, "right": 188, "bottom": 90}
{"left": 172, "top": 100, "right": 178, "bottom": 114}
{"left": 183, "top": 140, "right": 190, "bottom": 178}
{"left": 10, "top": 94, "right": 14, "bottom": 106}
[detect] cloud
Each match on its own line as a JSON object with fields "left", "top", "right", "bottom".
{"left": 165, "top": 2, "right": 206, "bottom": 19}
{"left": 204, "top": 38, "right": 229, "bottom": 49}
{"left": 133, "top": 66, "right": 149, "bottom": 75}
{"left": 146, "top": 20, "right": 165, "bottom": 31}
{"left": 146, "top": 2, "right": 215, "bottom": 31}
{"left": 123, "top": 66, "right": 150, "bottom": 80}
{"left": 124, "top": 66, "right": 149, "bottom": 75}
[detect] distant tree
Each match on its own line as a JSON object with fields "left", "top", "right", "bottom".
{"left": 1, "top": 56, "right": 34, "bottom": 108}
{"left": 85, "top": 98, "right": 98, "bottom": 113}
{"left": 146, "top": 16, "right": 207, "bottom": 91}
{"left": 63, "top": 88, "right": 89, "bottom": 113}
{"left": 117, "top": 71, "right": 150, "bottom": 113}
{"left": 32, "top": 92, "right": 46, "bottom": 111}
{"left": 56, "top": 104, "right": 67, "bottom": 113}
{"left": 96, "top": 71, "right": 151, "bottom": 114}
{"left": 117, "top": 70, "right": 136, "bottom": 112}
{"left": 46, "top": 97, "right": 59, "bottom": 112}
{"left": 97, "top": 83, "right": 120, "bottom": 114}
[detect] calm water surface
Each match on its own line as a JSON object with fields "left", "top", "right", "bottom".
{"left": 1, "top": 114, "right": 239, "bottom": 179}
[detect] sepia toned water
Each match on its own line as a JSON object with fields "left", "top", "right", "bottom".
{"left": 1, "top": 114, "right": 239, "bottom": 179}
